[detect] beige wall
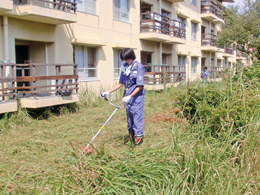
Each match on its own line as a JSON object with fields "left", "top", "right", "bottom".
{"left": 0, "top": 0, "right": 244, "bottom": 94}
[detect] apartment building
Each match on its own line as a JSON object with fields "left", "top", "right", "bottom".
{"left": 0, "top": 0, "right": 245, "bottom": 114}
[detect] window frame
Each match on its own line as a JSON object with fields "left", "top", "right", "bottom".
{"left": 73, "top": 45, "right": 98, "bottom": 81}
{"left": 191, "top": 22, "right": 197, "bottom": 41}
{"left": 178, "top": 55, "right": 186, "bottom": 72}
{"left": 113, "top": 0, "right": 129, "bottom": 22}
{"left": 76, "top": 0, "right": 97, "bottom": 15}
{"left": 191, "top": 57, "right": 197, "bottom": 75}
{"left": 113, "top": 49, "right": 123, "bottom": 79}
{"left": 191, "top": 0, "right": 196, "bottom": 6}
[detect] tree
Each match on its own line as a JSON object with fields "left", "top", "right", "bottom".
{"left": 218, "top": 0, "right": 260, "bottom": 60}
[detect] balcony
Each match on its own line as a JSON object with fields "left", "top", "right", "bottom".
{"left": 236, "top": 50, "right": 247, "bottom": 59}
{"left": 140, "top": 12, "right": 186, "bottom": 44}
{"left": 144, "top": 65, "right": 186, "bottom": 89}
{"left": 168, "top": 20, "right": 186, "bottom": 44}
{"left": 201, "top": 34, "right": 219, "bottom": 52}
{"left": 166, "top": 0, "right": 186, "bottom": 3}
{"left": 202, "top": 66, "right": 223, "bottom": 79}
{"left": 201, "top": 1, "right": 224, "bottom": 23}
{"left": 0, "top": 63, "right": 79, "bottom": 112}
{"left": 223, "top": 46, "right": 234, "bottom": 56}
{"left": 9, "top": 0, "right": 77, "bottom": 25}
{"left": 0, "top": 0, "right": 13, "bottom": 13}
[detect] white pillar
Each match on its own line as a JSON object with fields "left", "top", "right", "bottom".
{"left": 3, "top": 16, "right": 9, "bottom": 62}
{"left": 159, "top": 42, "right": 162, "bottom": 65}
{"left": 45, "top": 42, "right": 49, "bottom": 88}
{"left": 3, "top": 16, "right": 10, "bottom": 79}
{"left": 159, "top": 0, "right": 162, "bottom": 14}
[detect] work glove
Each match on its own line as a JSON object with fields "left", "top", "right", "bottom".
{"left": 122, "top": 95, "right": 132, "bottom": 104}
{"left": 100, "top": 91, "right": 109, "bottom": 99}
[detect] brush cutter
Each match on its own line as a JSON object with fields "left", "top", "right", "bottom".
{"left": 82, "top": 97, "right": 124, "bottom": 154}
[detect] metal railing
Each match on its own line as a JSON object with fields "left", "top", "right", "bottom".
{"left": 144, "top": 65, "right": 186, "bottom": 85}
{"left": 0, "top": 63, "right": 78, "bottom": 101}
{"left": 140, "top": 12, "right": 186, "bottom": 39}
{"left": 201, "top": 34, "right": 217, "bottom": 46}
{"left": 201, "top": 66, "right": 223, "bottom": 78}
{"left": 140, "top": 12, "right": 170, "bottom": 34}
{"left": 169, "top": 20, "right": 186, "bottom": 39}
{"left": 14, "top": 0, "right": 77, "bottom": 13}
{"left": 201, "top": 1, "right": 224, "bottom": 20}
{"left": 236, "top": 50, "right": 247, "bottom": 58}
{"left": 224, "top": 46, "right": 234, "bottom": 55}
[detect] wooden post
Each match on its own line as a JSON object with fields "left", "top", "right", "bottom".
{"left": 12, "top": 65, "right": 16, "bottom": 100}
{"left": 1, "top": 65, "right": 4, "bottom": 101}
{"left": 22, "top": 66, "right": 25, "bottom": 98}
{"left": 74, "top": 65, "right": 78, "bottom": 94}
{"left": 55, "top": 65, "right": 59, "bottom": 95}
{"left": 32, "top": 65, "right": 36, "bottom": 98}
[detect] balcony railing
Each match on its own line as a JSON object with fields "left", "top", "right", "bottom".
{"left": 201, "top": 66, "right": 223, "bottom": 78}
{"left": 14, "top": 0, "right": 77, "bottom": 13}
{"left": 201, "top": 34, "right": 217, "bottom": 46}
{"left": 144, "top": 65, "right": 186, "bottom": 85}
{"left": 224, "top": 46, "right": 234, "bottom": 55}
{"left": 169, "top": 20, "right": 186, "bottom": 39}
{"left": 236, "top": 50, "right": 247, "bottom": 58}
{"left": 140, "top": 12, "right": 170, "bottom": 34}
{"left": 201, "top": 1, "right": 224, "bottom": 20}
{"left": 0, "top": 63, "right": 78, "bottom": 101}
{"left": 140, "top": 12, "right": 186, "bottom": 39}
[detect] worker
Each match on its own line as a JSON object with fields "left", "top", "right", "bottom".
{"left": 100, "top": 48, "right": 145, "bottom": 145}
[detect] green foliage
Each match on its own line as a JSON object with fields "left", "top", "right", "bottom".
{"left": 176, "top": 62, "right": 260, "bottom": 137}
{"left": 218, "top": 0, "right": 260, "bottom": 59}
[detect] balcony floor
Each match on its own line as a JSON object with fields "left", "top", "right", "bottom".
{"left": 19, "top": 93, "right": 79, "bottom": 109}
{"left": 0, "top": 0, "right": 13, "bottom": 13}
{"left": 7, "top": 4, "right": 77, "bottom": 25}
{"left": 139, "top": 32, "right": 170, "bottom": 43}
{"left": 0, "top": 100, "right": 18, "bottom": 114}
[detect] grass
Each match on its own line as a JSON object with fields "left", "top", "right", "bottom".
{"left": 0, "top": 80, "right": 260, "bottom": 194}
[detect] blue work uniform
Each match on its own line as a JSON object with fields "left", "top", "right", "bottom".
{"left": 201, "top": 70, "right": 209, "bottom": 82}
{"left": 119, "top": 60, "right": 145, "bottom": 137}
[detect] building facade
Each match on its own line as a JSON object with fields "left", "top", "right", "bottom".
{"left": 0, "top": 0, "right": 246, "bottom": 113}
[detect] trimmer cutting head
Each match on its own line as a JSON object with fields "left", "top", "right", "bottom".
{"left": 82, "top": 147, "right": 93, "bottom": 155}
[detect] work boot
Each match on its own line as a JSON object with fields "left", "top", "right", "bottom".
{"left": 134, "top": 136, "right": 143, "bottom": 145}
{"left": 129, "top": 133, "right": 135, "bottom": 143}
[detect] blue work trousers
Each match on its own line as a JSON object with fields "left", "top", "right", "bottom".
{"left": 125, "top": 95, "right": 144, "bottom": 137}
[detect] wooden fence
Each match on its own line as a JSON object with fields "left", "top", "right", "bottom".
{"left": 0, "top": 63, "right": 78, "bottom": 101}
{"left": 144, "top": 65, "right": 186, "bottom": 85}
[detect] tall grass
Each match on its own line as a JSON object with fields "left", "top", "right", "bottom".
{"left": 1, "top": 65, "right": 260, "bottom": 194}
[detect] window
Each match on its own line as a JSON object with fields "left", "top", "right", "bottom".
{"left": 74, "top": 45, "right": 97, "bottom": 80}
{"left": 217, "top": 60, "right": 221, "bottom": 67}
{"left": 191, "top": 22, "right": 197, "bottom": 40}
{"left": 77, "top": 0, "right": 96, "bottom": 14}
{"left": 191, "top": 0, "right": 196, "bottom": 6}
{"left": 228, "top": 62, "right": 231, "bottom": 69}
{"left": 177, "top": 16, "right": 185, "bottom": 29}
{"left": 113, "top": 0, "right": 129, "bottom": 22}
{"left": 113, "top": 49, "right": 123, "bottom": 78}
{"left": 191, "top": 57, "right": 197, "bottom": 74}
{"left": 178, "top": 55, "right": 185, "bottom": 72}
